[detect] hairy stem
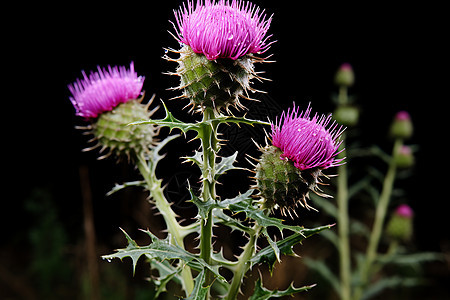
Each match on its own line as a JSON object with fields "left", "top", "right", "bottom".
{"left": 136, "top": 155, "right": 195, "bottom": 295}
{"left": 353, "top": 138, "right": 402, "bottom": 300}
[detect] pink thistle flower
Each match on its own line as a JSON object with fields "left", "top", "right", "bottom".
{"left": 271, "top": 104, "right": 345, "bottom": 171}
{"left": 394, "top": 111, "right": 411, "bottom": 121}
{"left": 395, "top": 204, "right": 414, "bottom": 218}
{"left": 173, "top": 0, "right": 273, "bottom": 60}
{"left": 68, "top": 62, "right": 144, "bottom": 119}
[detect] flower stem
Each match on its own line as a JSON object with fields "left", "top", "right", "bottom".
{"left": 226, "top": 225, "right": 261, "bottom": 300}
{"left": 337, "top": 140, "right": 351, "bottom": 300}
{"left": 136, "top": 154, "right": 195, "bottom": 295}
{"left": 353, "top": 138, "right": 402, "bottom": 300}
{"left": 199, "top": 107, "right": 219, "bottom": 292}
{"left": 336, "top": 85, "right": 351, "bottom": 300}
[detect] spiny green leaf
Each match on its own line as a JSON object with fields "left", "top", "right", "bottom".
{"left": 149, "top": 260, "right": 183, "bottom": 299}
{"left": 223, "top": 192, "right": 322, "bottom": 263}
{"left": 106, "top": 180, "right": 146, "bottom": 196}
{"left": 191, "top": 189, "right": 254, "bottom": 220}
{"left": 210, "top": 115, "right": 271, "bottom": 127}
{"left": 129, "top": 101, "right": 199, "bottom": 134}
{"left": 182, "top": 150, "right": 203, "bottom": 168}
{"left": 129, "top": 102, "right": 269, "bottom": 135}
{"left": 211, "top": 247, "right": 239, "bottom": 270}
{"left": 228, "top": 198, "right": 306, "bottom": 236}
{"left": 215, "top": 151, "right": 242, "bottom": 179}
{"left": 102, "top": 229, "right": 226, "bottom": 283}
{"left": 189, "top": 187, "right": 215, "bottom": 220}
{"left": 249, "top": 278, "right": 316, "bottom": 300}
{"left": 186, "top": 270, "right": 209, "bottom": 300}
{"left": 261, "top": 227, "right": 281, "bottom": 262}
{"left": 250, "top": 225, "right": 333, "bottom": 271}
{"left": 148, "top": 133, "right": 181, "bottom": 173}
{"left": 219, "top": 189, "right": 254, "bottom": 208}
{"left": 106, "top": 134, "right": 179, "bottom": 196}
{"left": 213, "top": 209, "right": 253, "bottom": 233}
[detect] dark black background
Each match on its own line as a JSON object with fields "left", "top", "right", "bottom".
{"left": 4, "top": 1, "right": 448, "bottom": 298}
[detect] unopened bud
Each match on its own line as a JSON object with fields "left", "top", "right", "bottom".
{"left": 389, "top": 111, "right": 413, "bottom": 139}
{"left": 394, "top": 145, "right": 415, "bottom": 168}
{"left": 334, "top": 63, "right": 355, "bottom": 87}
{"left": 386, "top": 204, "right": 414, "bottom": 242}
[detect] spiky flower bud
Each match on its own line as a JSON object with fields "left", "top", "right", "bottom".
{"left": 68, "top": 63, "right": 158, "bottom": 160}
{"left": 168, "top": 0, "right": 273, "bottom": 113}
{"left": 255, "top": 104, "right": 345, "bottom": 215}
{"left": 334, "top": 63, "right": 355, "bottom": 87}
{"left": 386, "top": 204, "right": 414, "bottom": 242}
{"left": 389, "top": 111, "right": 413, "bottom": 140}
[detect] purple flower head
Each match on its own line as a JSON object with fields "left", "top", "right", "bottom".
{"left": 339, "top": 63, "right": 353, "bottom": 71}
{"left": 395, "top": 204, "right": 414, "bottom": 218}
{"left": 394, "top": 110, "right": 411, "bottom": 121}
{"left": 271, "top": 104, "right": 345, "bottom": 171}
{"left": 68, "top": 62, "right": 144, "bottom": 119}
{"left": 173, "top": 0, "right": 273, "bottom": 60}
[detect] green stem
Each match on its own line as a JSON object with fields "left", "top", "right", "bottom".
{"left": 336, "top": 85, "right": 351, "bottom": 300}
{"left": 136, "top": 155, "right": 195, "bottom": 295}
{"left": 353, "top": 138, "right": 402, "bottom": 300}
{"left": 337, "top": 138, "right": 351, "bottom": 300}
{"left": 199, "top": 107, "right": 218, "bottom": 292}
{"left": 226, "top": 225, "right": 261, "bottom": 300}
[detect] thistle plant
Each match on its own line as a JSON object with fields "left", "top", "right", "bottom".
{"left": 68, "top": 1, "right": 345, "bottom": 299}
{"left": 304, "top": 64, "right": 441, "bottom": 300}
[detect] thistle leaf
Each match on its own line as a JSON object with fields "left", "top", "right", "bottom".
{"left": 219, "top": 189, "right": 254, "bottom": 208}
{"left": 213, "top": 209, "right": 253, "bottom": 233}
{"left": 129, "top": 101, "right": 200, "bottom": 134}
{"left": 130, "top": 101, "right": 269, "bottom": 132}
{"left": 250, "top": 225, "right": 333, "bottom": 271}
{"left": 148, "top": 133, "right": 181, "bottom": 172}
{"left": 189, "top": 187, "right": 215, "bottom": 220}
{"left": 249, "top": 278, "right": 316, "bottom": 300}
{"left": 106, "top": 180, "right": 146, "bottom": 196}
{"left": 149, "top": 260, "right": 183, "bottom": 299}
{"left": 210, "top": 115, "right": 271, "bottom": 127}
{"left": 191, "top": 189, "right": 254, "bottom": 220}
{"left": 186, "top": 270, "right": 209, "bottom": 300}
{"left": 102, "top": 228, "right": 226, "bottom": 283}
{"left": 183, "top": 150, "right": 203, "bottom": 167}
{"left": 221, "top": 192, "right": 328, "bottom": 264}
{"left": 215, "top": 151, "right": 242, "bottom": 178}
{"left": 228, "top": 197, "right": 307, "bottom": 236}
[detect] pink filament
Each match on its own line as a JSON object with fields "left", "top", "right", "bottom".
{"left": 271, "top": 103, "right": 346, "bottom": 171}
{"left": 68, "top": 62, "right": 144, "bottom": 119}
{"left": 173, "top": 0, "right": 273, "bottom": 60}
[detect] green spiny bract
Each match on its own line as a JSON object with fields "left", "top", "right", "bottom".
{"left": 85, "top": 98, "right": 159, "bottom": 160}
{"left": 168, "top": 45, "right": 264, "bottom": 113}
{"left": 255, "top": 145, "right": 325, "bottom": 216}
